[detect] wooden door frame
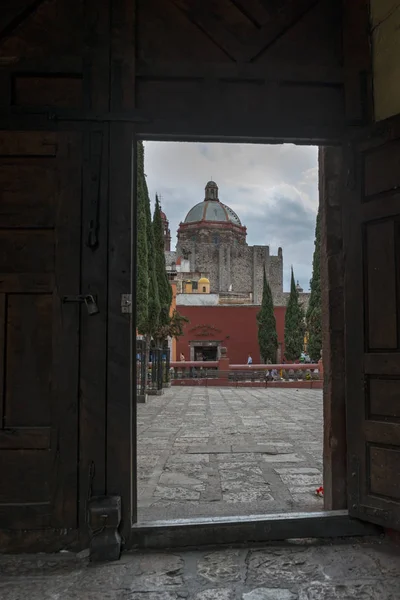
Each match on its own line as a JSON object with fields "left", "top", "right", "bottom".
{"left": 123, "top": 133, "right": 354, "bottom": 549}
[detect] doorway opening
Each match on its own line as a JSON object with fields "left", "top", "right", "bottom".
{"left": 135, "top": 140, "right": 339, "bottom": 526}
{"left": 194, "top": 346, "right": 218, "bottom": 361}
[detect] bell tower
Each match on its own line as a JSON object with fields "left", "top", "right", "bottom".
{"left": 160, "top": 208, "right": 171, "bottom": 251}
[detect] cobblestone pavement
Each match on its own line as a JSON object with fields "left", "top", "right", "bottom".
{"left": 138, "top": 387, "right": 323, "bottom": 521}
{"left": 1, "top": 537, "right": 400, "bottom": 599}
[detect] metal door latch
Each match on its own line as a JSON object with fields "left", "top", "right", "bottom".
{"left": 62, "top": 294, "right": 99, "bottom": 315}
{"left": 121, "top": 294, "right": 132, "bottom": 314}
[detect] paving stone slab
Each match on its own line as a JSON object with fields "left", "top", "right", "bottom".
{"left": 154, "top": 486, "right": 202, "bottom": 500}
{"left": 194, "top": 590, "right": 236, "bottom": 600}
{"left": 243, "top": 590, "right": 298, "bottom": 600}
{"left": 138, "top": 387, "right": 323, "bottom": 520}
{"left": 197, "top": 550, "right": 245, "bottom": 583}
{"left": 297, "top": 583, "right": 400, "bottom": 600}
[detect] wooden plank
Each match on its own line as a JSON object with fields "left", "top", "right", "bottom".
{"left": 0, "top": 452, "right": 50, "bottom": 502}
{"left": 0, "top": 231, "right": 54, "bottom": 273}
{"left": 319, "top": 147, "right": 347, "bottom": 511}
{"left": 0, "top": 503, "right": 52, "bottom": 531}
{"left": 78, "top": 127, "right": 108, "bottom": 522}
{"left": 0, "top": 294, "right": 5, "bottom": 428}
{"left": 0, "top": 131, "right": 57, "bottom": 156}
{"left": 342, "top": 0, "right": 372, "bottom": 123}
{"left": 365, "top": 353, "right": 400, "bottom": 375}
{"left": 368, "top": 378, "right": 400, "bottom": 419}
{"left": 0, "top": 427, "right": 51, "bottom": 449}
{"left": 12, "top": 75, "right": 83, "bottom": 108}
{"left": 365, "top": 220, "right": 397, "bottom": 350}
{"left": 0, "top": 273, "right": 54, "bottom": 293}
{"left": 369, "top": 446, "right": 400, "bottom": 500}
{"left": 364, "top": 139, "right": 400, "bottom": 197}
{"left": 0, "top": 527, "right": 79, "bottom": 552}
{"left": 0, "top": 0, "right": 47, "bottom": 43}
{"left": 136, "top": 61, "right": 344, "bottom": 83}
{"left": 135, "top": 78, "right": 344, "bottom": 142}
{"left": 84, "top": 0, "right": 110, "bottom": 113}
{"left": 110, "top": 0, "right": 136, "bottom": 111}
{"left": 4, "top": 294, "right": 52, "bottom": 427}
{"left": 171, "top": 0, "right": 256, "bottom": 61}
{"left": 361, "top": 192, "right": 400, "bottom": 222}
{"left": 0, "top": 164, "right": 56, "bottom": 227}
{"left": 50, "top": 133, "right": 81, "bottom": 529}
{"left": 130, "top": 511, "right": 381, "bottom": 550}
{"left": 107, "top": 122, "right": 135, "bottom": 536}
{"left": 364, "top": 421, "right": 400, "bottom": 446}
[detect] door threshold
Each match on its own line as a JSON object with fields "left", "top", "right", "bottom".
{"left": 130, "top": 510, "right": 381, "bottom": 549}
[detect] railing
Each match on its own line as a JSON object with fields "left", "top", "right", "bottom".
{"left": 168, "top": 362, "right": 320, "bottom": 385}
{"left": 136, "top": 339, "right": 147, "bottom": 398}
{"left": 229, "top": 363, "right": 320, "bottom": 382}
{"left": 148, "top": 348, "right": 163, "bottom": 393}
{"left": 169, "top": 361, "right": 219, "bottom": 380}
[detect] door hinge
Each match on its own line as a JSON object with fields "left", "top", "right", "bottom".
{"left": 121, "top": 294, "right": 132, "bottom": 314}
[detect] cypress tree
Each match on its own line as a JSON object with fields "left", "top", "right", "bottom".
{"left": 153, "top": 194, "right": 172, "bottom": 330}
{"left": 284, "top": 268, "right": 305, "bottom": 361}
{"left": 257, "top": 270, "right": 278, "bottom": 363}
{"left": 136, "top": 142, "right": 149, "bottom": 333}
{"left": 307, "top": 207, "right": 322, "bottom": 361}
{"left": 143, "top": 153, "right": 160, "bottom": 337}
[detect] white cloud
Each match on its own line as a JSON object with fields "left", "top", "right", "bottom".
{"left": 144, "top": 141, "right": 318, "bottom": 291}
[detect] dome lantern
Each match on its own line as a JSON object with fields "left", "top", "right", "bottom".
{"left": 182, "top": 180, "right": 242, "bottom": 227}
{"left": 205, "top": 180, "right": 219, "bottom": 201}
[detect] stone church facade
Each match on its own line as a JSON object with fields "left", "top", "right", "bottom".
{"left": 165, "top": 180, "right": 285, "bottom": 305}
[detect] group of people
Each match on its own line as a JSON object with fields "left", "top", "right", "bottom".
{"left": 247, "top": 354, "right": 279, "bottom": 381}
{"left": 299, "top": 351, "right": 311, "bottom": 363}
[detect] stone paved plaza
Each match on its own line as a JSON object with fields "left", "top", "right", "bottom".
{"left": 1, "top": 537, "right": 400, "bottom": 599}
{"left": 138, "top": 387, "right": 323, "bottom": 521}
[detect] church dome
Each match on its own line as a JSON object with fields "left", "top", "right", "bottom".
{"left": 198, "top": 277, "right": 210, "bottom": 284}
{"left": 183, "top": 180, "right": 242, "bottom": 227}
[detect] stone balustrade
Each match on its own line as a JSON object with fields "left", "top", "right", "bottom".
{"left": 167, "top": 359, "right": 323, "bottom": 388}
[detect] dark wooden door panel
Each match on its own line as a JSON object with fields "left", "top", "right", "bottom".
{"left": 344, "top": 117, "right": 400, "bottom": 530}
{"left": 0, "top": 131, "right": 81, "bottom": 529}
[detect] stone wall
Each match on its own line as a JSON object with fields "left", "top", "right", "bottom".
{"left": 176, "top": 233, "right": 283, "bottom": 302}
{"left": 319, "top": 145, "right": 346, "bottom": 510}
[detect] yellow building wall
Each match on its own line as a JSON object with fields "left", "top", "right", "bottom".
{"left": 370, "top": 0, "right": 400, "bottom": 121}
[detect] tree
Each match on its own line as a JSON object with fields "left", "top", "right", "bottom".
{"left": 153, "top": 194, "right": 173, "bottom": 334}
{"left": 306, "top": 207, "right": 322, "bottom": 361}
{"left": 136, "top": 142, "right": 149, "bottom": 334}
{"left": 284, "top": 268, "right": 305, "bottom": 361}
{"left": 142, "top": 149, "right": 160, "bottom": 337}
{"left": 257, "top": 270, "right": 278, "bottom": 363}
{"left": 153, "top": 309, "right": 189, "bottom": 343}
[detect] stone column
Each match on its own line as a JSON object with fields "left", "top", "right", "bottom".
{"left": 218, "top": 346, "right": 230, "bottom": 383}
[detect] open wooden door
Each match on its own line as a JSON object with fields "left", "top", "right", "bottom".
{"left": 0, "top": 131, "right": 82, "bottom": 531}
{"left": 344, "top": 116, "right": 400, "bottom": 530}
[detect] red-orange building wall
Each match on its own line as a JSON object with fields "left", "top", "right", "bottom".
{"left": 176, "top": 305, "right": 286, "bottom": 364}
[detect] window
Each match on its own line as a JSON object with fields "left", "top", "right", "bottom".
{"left": 202, "top": 286, "right": 206, "bottom": 293}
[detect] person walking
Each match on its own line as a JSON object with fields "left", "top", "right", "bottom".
{"left": 247, "top": 354, "right": 253, "bottom": 366}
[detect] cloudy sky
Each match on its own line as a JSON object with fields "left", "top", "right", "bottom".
{"left": 144, "top": 142, "right": 319, "bottom": 292}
